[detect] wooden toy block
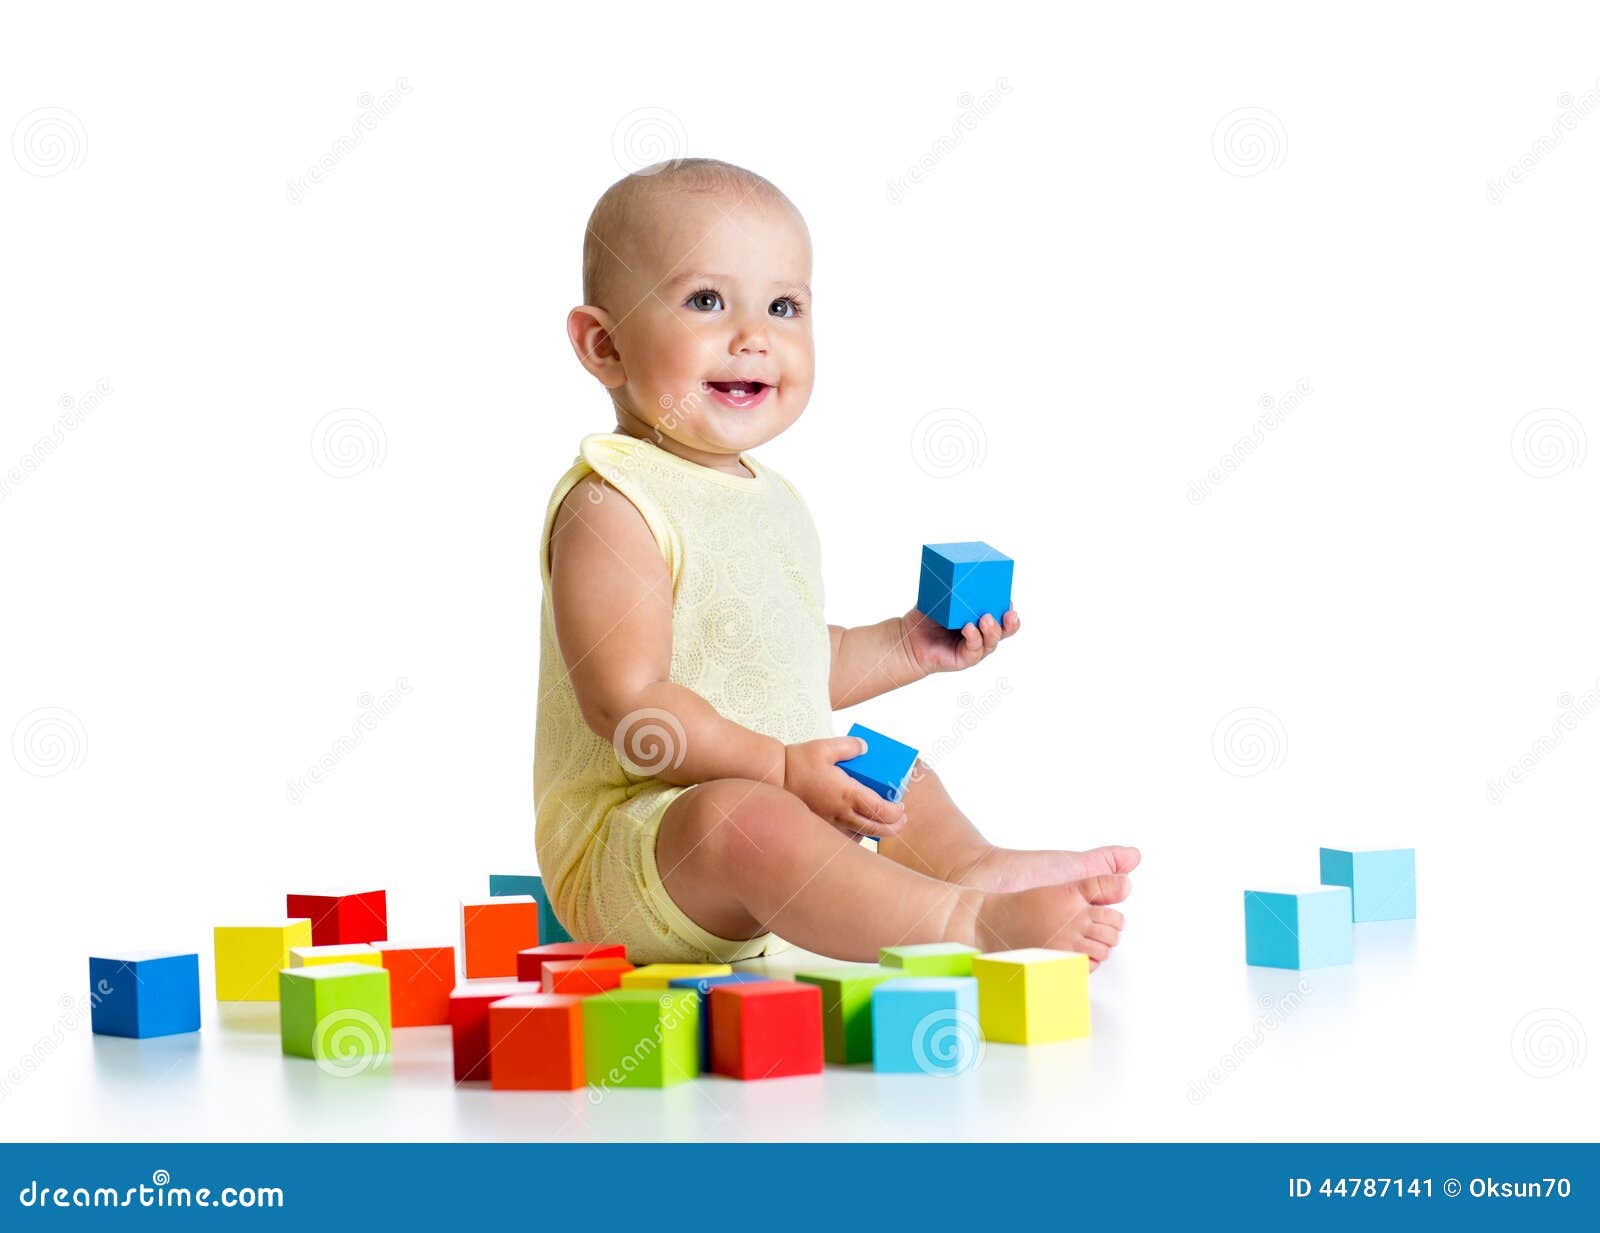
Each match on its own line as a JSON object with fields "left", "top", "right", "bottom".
{"left": 279, "top": 962, "right": 392, "bottom": 1063}
{"left": 516, "top": 941, "right": 628, "bottom": 983}
{"left": 448, "top": 980, "right": 540, "bottom": 1081}
{"left": 1318, "top": 847, "right": 1416, "bottom": 922}
{"left": 213, "top": 919, "right": 312, "bottom": 1002}
{"left": 1244, "top": 886, "right": 1354, "bottom": 969}
{"left": 489, "top": 873, "right": 573, "bottom": 944}
{"left": 88, "top": 951, "right": 200, "bottom": 1039}
{"left": 880, "top": 942, "right": 980, "bottom": 977}
{"left": 488, "top": 994, "right": 586, "bottom": 1090}
{"left": 917, "top": 541, "right": 1014, "bottom": 630}
{"left": 581, "top": 988, "right": 701, "bottom": 1089}
{"left": 289, "top": 943, "right": 381, "bottom": 969}
{"left": 709, "top": 980, "right": 824, "bottom": 1080}
{"left": 793, "top": 965, "right": 907, "bottom": 1063}
{"left": 460, "top": 896, "right": 539, "bottom": 978}
{"left": 285, "top": 889, "right": 388, "bottom": 946}
{"left": 836, "top": 725, "right": 919, "bottom": 803}
{"left": 370, "top": 942, "right": 455, "bottom": 1026}
{"left": 668, "top": 972, "right": 772, "bottom": 1070}
{"left": 619, "top": 962, "right": 732, "bottom": 990}
{"left": 970, "top": 948, "right": 1089, "bottom": 1043}
{"left": 871, "top": 977, "right": 982, "bottom": 1074}
{"left": 543, "top": 957, "right": 635, "bottom": 995}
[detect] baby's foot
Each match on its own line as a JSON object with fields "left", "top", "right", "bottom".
{"left": 974, "top": 874, "right": 1130, "bottom": 969}
{"left": 958, "top": 844, "right": 1142, "bottom": 893}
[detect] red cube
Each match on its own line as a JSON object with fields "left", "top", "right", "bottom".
{"left": 371, "top": 942, "right": 455, "bottom": 1027}
{"left": 710, "top": 981, "right": 824, "bottom": 1080}
{"left": 515, "top": 942, "right": 627, "bottom": 983}
{"left": 286, "top": 889, "right": 387, "bottom": 946}
{"left": 542, "top": 957, "right": 633, "bottom": 995}
{"left": 448, "top": 980, "right": 539, "bottom": 1081}
{"left": 460, "top": 897, "right": 539, "bottom": 979}
{"left": 488, "top": 995, "right": 586, "bottom": 1090}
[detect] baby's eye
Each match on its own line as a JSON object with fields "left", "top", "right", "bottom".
{"left": 685, "top": 289, "right": 724, "bottom": 312}
{"left": 769, "top": 297, "right": 801, "bottom": 319}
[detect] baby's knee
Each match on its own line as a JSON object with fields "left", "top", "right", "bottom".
{"left": 675, "top": 779, "right": 809, "bottom": 863}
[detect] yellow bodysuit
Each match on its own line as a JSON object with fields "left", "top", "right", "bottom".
{"left": 534, "top": 432, "right": 833, "bottom": 963}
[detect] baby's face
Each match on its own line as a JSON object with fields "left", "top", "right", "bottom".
{"left": 603, "top": 193, "right": 814, "bottom": 457}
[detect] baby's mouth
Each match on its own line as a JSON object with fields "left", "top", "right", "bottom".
{"left": 702, "top": 380, "right": 773, "bottom": 410}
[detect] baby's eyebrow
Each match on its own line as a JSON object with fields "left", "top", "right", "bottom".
{"left": 664, "top": 271, "right": 811, "bottom": 296}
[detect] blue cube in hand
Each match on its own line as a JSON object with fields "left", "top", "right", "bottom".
{"left": 1243, "top": 887, "right": 1353, "bottom": 969}
{"left": 917, "top": 542, "right": 1014, "bottom": 630}
{"left": 837, "top": 724, "right": 919, "bottom": 803}
{"left": 88, "top": 951, "right": 201, "bottom": 1038}
{"left": 1319, "top": 847, "right": 1416, "bottom": 922}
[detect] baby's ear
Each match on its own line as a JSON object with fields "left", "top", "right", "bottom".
{"left": 567, "top": 305, "right": 626, "bottom": 389}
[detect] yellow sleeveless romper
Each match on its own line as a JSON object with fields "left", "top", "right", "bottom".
{"left": 534, "top": 433, "right": 834, "bottom": 963}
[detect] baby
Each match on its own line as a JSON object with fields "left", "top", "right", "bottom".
{"left": 535, "top": 158, "right": 1137, "bottom": 966}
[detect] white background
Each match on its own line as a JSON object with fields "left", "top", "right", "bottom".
{"left": 2, "top": 1, "right": 1596, "bottom": 1141}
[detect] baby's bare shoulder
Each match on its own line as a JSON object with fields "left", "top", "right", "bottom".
{"left": 550, "top": 473, "right": 662, "bottom": 578}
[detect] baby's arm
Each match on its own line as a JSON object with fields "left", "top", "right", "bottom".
{"left": 829, "top": 610, "right": 1020, "bottom": 709}
{"left": 549, "top": 477, "right": 906, "bottom": 838}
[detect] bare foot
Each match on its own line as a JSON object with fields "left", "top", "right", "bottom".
{"left": 956, "top": 844, "right": 1142, "bottom": 892}
{"left": 973, "top": 874, "right": 1130, "bottom": 969}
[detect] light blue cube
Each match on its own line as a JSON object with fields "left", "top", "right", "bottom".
{"left": 917, "top": 542, "right": 1014, "bottom": 630}
{"left": 1319, "top": 847, "right": 1416, "bottom": 922}
{"left": 870, "top": 977, "right": 982, "bottom": 1074}
{"left": 488, "top": 873, "right": 572, "bottom": 944}
{"left": 1243, "top": 887, "right": 1353, "bottom": 969}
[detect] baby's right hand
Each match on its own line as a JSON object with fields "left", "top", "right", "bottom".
{"left": 783, "top": 737, "right": 907, "bottom": 840}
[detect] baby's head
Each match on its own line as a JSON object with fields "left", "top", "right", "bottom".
{"left": 568, "top": 159, "right": 813, "bottom": 462}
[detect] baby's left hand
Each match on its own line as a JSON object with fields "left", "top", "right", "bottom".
{"left": 901, "top": 606, "right": 1020, "bottom": 675}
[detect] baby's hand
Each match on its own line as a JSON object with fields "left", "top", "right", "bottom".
{"left": 900, "top": 606, "right": 1020, "bottom": 675}
{"left": 783, "top": 737, "right": 907, "bottom": 840}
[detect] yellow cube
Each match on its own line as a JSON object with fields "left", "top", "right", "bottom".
{"left": 288, "top": 943, "right": 382, "bottom": 969}
{"left": 213, "top": 919, "right": 312, "bottom": 1001}
{"left": 618, "top": 963, "right": 733, "bottom": 990}
{"left": 970, "top": 948, "right": 1089, "bottom": 1043}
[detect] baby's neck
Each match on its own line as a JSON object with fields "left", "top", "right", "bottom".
{"left": 614, "top": 411, "right": 754, "bottom": 479}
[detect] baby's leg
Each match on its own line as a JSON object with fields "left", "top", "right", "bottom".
{"left": 877, "top": 761, "right": 1141, "bottom": 892}
{"left": 654, "top": 779, "right": 1128, "bottom": 964}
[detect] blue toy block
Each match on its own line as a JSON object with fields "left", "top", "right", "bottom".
{"left": 1243, "top": 887, "right": 1353, "bottom": 969}
{"left": 488, "top": 873, "right": 572, "bottom": 944}
{"left": 837, "top": 724, "right": 919, "bottom": 803}
{"left": 917, "top": 542, "right": 1014, "bottom": 630}
{"left": 669, "top": 972, "right": 773, "bottom": 1070}
{"left": 870, "top": 977, "right": 982, "bottom": 1074}
{"left": 1319, "top": 848, "right": 1416, "bottom": 922}
{"left": 88, "top": 951, "right": 201, "bottom": 1039}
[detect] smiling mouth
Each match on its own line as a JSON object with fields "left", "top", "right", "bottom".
{"left": 702, "top": 380, "right": 773, "bottom": 409}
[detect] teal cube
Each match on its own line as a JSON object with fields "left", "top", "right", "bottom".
{"left": 1319, "top": 848, "right": 1415, "bottom": 922}
{"left": 488, "top": 873, "right": 572, "bottom": 944}
{"left": 1243, "top": 887, "right": 1352, "bottom": 969}
{"left": 870, "top": 977, "right": 982, "bottom": 1074}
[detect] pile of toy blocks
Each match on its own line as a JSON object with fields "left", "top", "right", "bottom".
{"left": 1243, "top": 847, "right": 1417, "bottom": 969}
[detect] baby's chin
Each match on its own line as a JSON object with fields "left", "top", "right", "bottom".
{"left": 645, "top": 392, "right": 799, "bottom": 456}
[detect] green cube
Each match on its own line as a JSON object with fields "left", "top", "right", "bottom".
{"left": 879, "top": 943, "right": 979, "bottom": 978}
{"left": 279, "top": 962, "right": 391, "bottom": 1067}
{"left": 794, "top": 965, "right": 906, "bottom": 1063}
{"left": 582, "top": 989, "right": 700, "bottom": 1089}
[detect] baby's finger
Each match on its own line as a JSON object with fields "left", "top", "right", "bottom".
{"left": 1001, "top": 609, "right": 1021, "bottom": 637}
{"left": 852, "top": 788, "right": 904, "bottom": 828}
{"left": 959, "top": 622, "right": 983, "bottom": 656}
{"left": 1089, "top": 906, "right": 1125, "bottom": 930}
{"left": 978, "top": 613, "right": 1002, "bottom": 652}
{"left": 824, "top": 736, "right": 870, "bottom": 764}
{"left": 846, "top": 809, "right": 904, "bottom": 839}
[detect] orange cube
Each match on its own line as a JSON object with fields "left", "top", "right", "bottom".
{"left": 542, "top": 957, "right": 634, "bottom": 995}
{"left": 371, "top": 942, "right": 455, "bottom": 1026}
{"left": 489, "top": 995, "right": 586, "bottom": 1090}
{"left": 460, "top": 897, "right": 538, "bottom": 979}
